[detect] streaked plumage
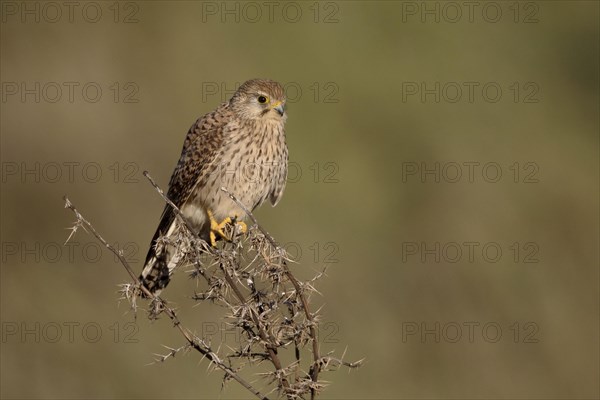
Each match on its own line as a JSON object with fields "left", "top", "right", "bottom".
{"left": 140, "top": 79, "right": 288, "bottom": 294}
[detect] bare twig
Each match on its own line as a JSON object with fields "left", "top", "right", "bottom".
{"left": 63, "top": 196, "right": 269, "bottom": 400}
{"left": 220, "top": 262, "right": 291, "bottom": 391}
{"left": 220, "top": 187, "right": 322, "bottom": 399}
{"left": 62, "top": 172, "right": 360, "bottom": 400}
{"left": 142, "top": 171, "right": 200, "bottom": 239}
{"left": 144, "top": 172, "right": 292, "bottom": 394}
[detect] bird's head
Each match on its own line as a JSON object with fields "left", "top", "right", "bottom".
{"left": 230, "top": 79, "right": 287, "bottom": 121}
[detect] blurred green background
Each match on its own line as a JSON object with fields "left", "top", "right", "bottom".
{"left": 1, "top": 1, "right": 598, "bottom": 399}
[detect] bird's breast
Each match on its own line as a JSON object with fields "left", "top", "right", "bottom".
{"left": 191, "top": 120, "right": 287, "bottom": 222}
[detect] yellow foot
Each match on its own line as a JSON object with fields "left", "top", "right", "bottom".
{"left": 207, "top": 210, "right": 247, "bottom": 247}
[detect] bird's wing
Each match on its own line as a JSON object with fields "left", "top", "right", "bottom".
{"left": 269, "top": 142, "right": 289, "bottom": 207}
{"left": 144, "top": 104, "right": 229, "bottom": 265}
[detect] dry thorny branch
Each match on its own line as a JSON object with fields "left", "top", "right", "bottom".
{"left": 63, "top": 171, "right": 362, "bottom": 399}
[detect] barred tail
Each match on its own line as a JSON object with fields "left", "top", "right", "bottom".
{"left": 139, "top": 248, "right": 171, "bottom": 296}
{"left": 140, "top": 209, "right": 179, "bottom": 296}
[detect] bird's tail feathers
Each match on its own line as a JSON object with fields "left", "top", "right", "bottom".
{"left": 139, "top": 220, "right": 181, "bottom": 296}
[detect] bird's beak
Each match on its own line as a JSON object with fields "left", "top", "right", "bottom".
{"left": 272, "top": 101, "right": 285, "bottom": 116}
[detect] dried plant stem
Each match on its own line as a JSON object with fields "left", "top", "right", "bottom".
{"left": 144, "top": 172, "right": 293, "bottom": 396}
{"left": 143, "top": 171, "right": 198, "bottom": 235}
{"left": 63, "top": 172, "right": 361, "bottom": 399}
{"left": 63, "top": 196, "right": 269, "bottom": 400}
{"left": 221, "top": 264, "right": 291, "bottom": 391}
{"left": 220, "top": 187, "right": 322, "bottom": 398}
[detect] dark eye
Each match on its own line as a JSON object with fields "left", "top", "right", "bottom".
{"left": 258, "top": 95, "right": 268, "bottom": 104}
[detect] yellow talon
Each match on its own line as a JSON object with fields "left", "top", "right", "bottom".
{"left": 207, "top": 210, "right": 247, "bottom": 246}
{"left": 237, "top": 221, "right": 248, "bottom": 234}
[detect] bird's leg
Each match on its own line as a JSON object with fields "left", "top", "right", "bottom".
{"left": 207, "top": 210, "right": 247, "bottom": 246}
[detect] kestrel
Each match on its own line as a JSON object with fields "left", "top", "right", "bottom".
{"left": 140, "top": 79, "right": 288, "bottom": 294}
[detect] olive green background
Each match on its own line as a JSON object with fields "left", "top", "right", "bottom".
{"left": 1, "top": 1, "right": 598, "bottom": 399}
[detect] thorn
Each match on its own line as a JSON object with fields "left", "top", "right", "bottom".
{"left": 64, "top": 224, "right": 78, "bottom": 245}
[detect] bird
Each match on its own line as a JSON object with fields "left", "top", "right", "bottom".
{"left": 140, "top": 79, "right": 289, "bottom": 295}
